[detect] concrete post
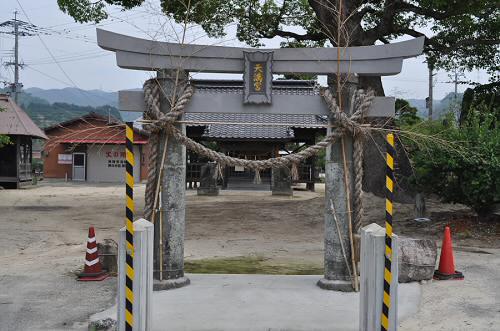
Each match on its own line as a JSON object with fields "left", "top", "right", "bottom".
{"left": 153, "top": 70, "right": 190, "bottom": 290}
{"left": 359, "top": 223, "right": 399, "bottom": 331}
{"left": 318, "top": 76, "right": 358, "bottom": 291}
{"left": 118, "top": 219, "right": 153, "bottom": 331}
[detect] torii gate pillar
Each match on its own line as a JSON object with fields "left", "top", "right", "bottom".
{"left": 153, "top": 70, "right": 190, "bottom": 290}
{"left": 318, "top": 75, "right": 358, "bottom": 291}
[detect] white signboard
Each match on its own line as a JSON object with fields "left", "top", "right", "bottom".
{"left": 58, "top": 154, "right": 72, "bottom": 164}
{"left": 86, "top": 145, "right": 140, "bottom": 182}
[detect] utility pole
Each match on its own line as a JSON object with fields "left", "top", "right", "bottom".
{"left": 450, "top": 68, "right": 465, "bottom": 99}
{"left": 13, "top": 11, "right": 20, "bottom": 103}
{"left": 454, "top": 69, "right": 458, "bottom": 97}
{"left": 0, "top": 11, "right": 35, "bottom": 104}
{"left": 426, "top": 63, "right": 434, "bottom": 120}
{"left": 448, "top": 68, "right": 465, "bottom": 121}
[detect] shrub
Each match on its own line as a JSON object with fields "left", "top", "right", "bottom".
{"left": 403, "top": 105, "right": 499, "bottom": 216}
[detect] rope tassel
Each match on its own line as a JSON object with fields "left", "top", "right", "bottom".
{"left": 253, "top": 169, "right": 262, "bottom": 184}
{"left": 291, "top": 163, "right": 299, "bottom": 181}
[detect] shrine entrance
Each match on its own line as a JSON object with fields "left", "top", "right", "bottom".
{"left": 97, "top": 28, "right": 424, "bottom": 292}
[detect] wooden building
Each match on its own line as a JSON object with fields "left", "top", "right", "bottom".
{"left": 43, "top": 113, "right": 149, "bottom": 182}
{"left": 0, "top": 94, "right": 48, "bottom": 189}
{"left": 183, "top": 80, "right": 325, "bottom": 191}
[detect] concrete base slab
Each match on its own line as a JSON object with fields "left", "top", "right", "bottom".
{"left": 153, "top": 276, "right": 190, "bottom": 291}
{"left": 91, "top": 274, "right": 421, "bottom": 331}
{"left": 317, "top": 278, "right": 354, "bottom": 292}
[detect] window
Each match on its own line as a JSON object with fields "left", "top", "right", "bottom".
{"left": 73, "top": 154, "right": 85, "bottom": 166}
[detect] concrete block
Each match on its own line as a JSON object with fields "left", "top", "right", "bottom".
{"left": 97, "top": 239, "right": 118, "bottom": 274}
{"left": 398, "top": 238, "right": 437, "bottom": 283}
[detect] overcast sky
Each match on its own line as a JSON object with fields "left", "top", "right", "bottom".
{"left": 0, "top": 0, "right": 490, "bottom": 100}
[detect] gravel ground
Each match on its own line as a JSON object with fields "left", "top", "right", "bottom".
{"left": 0, "top": 180, "right": 498, "bottom": 330}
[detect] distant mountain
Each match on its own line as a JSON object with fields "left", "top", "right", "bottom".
{"left": 0, "top": 87, "right": 122, "bottom": 128}
{"left": 23, "top": 102, "right": 121, "bottom": 129}
{"left": 24, "top": 87, "right": 118, "bottom": 108}
{"left": 407, "top": 98, "right": 427, "bottom": 117}
{"left": 0, "top": 88, "right": 49, "bottom": 107}
{"left": 407, "top": 92, "right": 463, "bottom": 119}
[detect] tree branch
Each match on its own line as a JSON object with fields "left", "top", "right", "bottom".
{"left": 355, "top": 5, "right": 377, "bottom": 20}
{"left": 396, "top": 28, "right": 499, "bottom": 54}
{"left": 379, "top": 37, "right": 390, "bottom": 44}
{"left": 431, "top": 38, "right": 500, "bottom": 54}
{"left": 363, "top": 1, "right": 403, "bottom": 44}
{"left": 399, "top": 3, "right": 463, "bottom": 20}
{"left": 397, "top": 28, "right": 426, "bottom": 39}
{"left": 271, "top": 29, "right": 325, "bottom": 41}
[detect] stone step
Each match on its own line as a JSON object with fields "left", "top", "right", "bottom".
{"left": 225, "top": 182, "right": 271, "bottom": 191}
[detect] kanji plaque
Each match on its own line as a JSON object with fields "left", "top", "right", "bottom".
{"left": 243, "top": 51, "right": 273, "bottom": 104}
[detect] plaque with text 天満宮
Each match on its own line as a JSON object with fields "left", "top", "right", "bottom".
{"left": 243, "top": 51, "right": 273, "bottom": 104}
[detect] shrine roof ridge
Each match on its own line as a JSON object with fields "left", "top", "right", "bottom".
{"left": 192, "top": 79, "right": 320, "bottom": 96}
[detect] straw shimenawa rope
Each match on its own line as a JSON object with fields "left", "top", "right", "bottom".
{"left": 142, "top": 79, "right": 375, "bottom": 230}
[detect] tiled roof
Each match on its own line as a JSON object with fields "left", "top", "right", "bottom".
{"left": 0, "top": 94, "right": 48, "bottom": 139}
{"left": 192, "top": 79, "right": 320, "bottom": 96}
{"left": 185, "top": 113, "right": 327, "bottom": 140}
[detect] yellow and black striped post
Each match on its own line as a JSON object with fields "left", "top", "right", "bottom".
{"left": 381, "top": 133, "right": 395, "bottom": 331}
{"left": 125, "top": 122, "right": 135, "bottom": 330}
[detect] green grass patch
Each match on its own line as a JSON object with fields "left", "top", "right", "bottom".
{"left": 185, "top": 256, "right": 323, "bottom": 275}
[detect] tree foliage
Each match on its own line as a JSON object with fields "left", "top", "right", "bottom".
{"left": 0, "top": 107, "right": 11, "bottom": 148}
{"left": 58, "top": 0, "right": 499, "bottom": 87}
{"left": 460, "top": 82, "right": 499, "bottom": 126}
{"left": 0, "top": 135, "right": 10, "bottom": 149}
{"left": 395, "top": 98, "right": 421, "bottom": 126}
{"left": 403, "top": 108, "right": 499, "bottom": 216}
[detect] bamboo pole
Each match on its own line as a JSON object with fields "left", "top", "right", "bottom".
{"left": 151, "top": 135, "right": 169, "bottom": 224}
{"left": 330, "top": 199, "right": 354, "bottom": 285}
{"left": 337, "top": 0, "right": 359, "bottom": 292}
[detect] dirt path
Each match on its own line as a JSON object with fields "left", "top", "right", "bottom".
{"left": 0, "top": 181, "right": 498, "bottom": 330}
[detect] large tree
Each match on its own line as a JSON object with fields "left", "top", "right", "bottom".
{"left": 58, "top": 0, "right": 499, "bottom": 94}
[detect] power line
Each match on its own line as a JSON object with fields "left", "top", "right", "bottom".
{"left": 0, "top": 11, "right": 25, "bottom": 102}
{"left": 24, "top": 51, "right": 111, "bottom": 65}
{"left": 24, "top": 64, "right": 73, "bottom": 87}
{"left": 15, "top": 1, "right": 82, "bottom": 91}
{"left": 15, "top": 0, "right": 115, "bottom": 107}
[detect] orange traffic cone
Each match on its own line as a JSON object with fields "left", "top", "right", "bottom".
{"left": 78, "top": 227, "right": 108, "bottom": 281}
{"left": 434, "top": 226, "right": 464, "bottom": 280}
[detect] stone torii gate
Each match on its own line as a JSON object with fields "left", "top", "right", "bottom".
{"left": 97, "top": 29, "right": 424, "bottom": 291}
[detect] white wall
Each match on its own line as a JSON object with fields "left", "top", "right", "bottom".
{"left": 86, "top": 145, "right": 141, "bottom": 183}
